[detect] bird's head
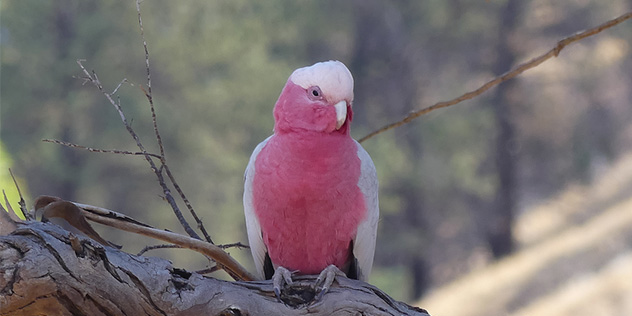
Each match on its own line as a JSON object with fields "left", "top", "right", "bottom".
{"left": 273, "top": 60, "right": 354, "bottom": 135}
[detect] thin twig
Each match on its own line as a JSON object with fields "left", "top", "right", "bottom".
{"left": 72, "top": 201, "right": 155, "bottom": 228}
{"left": 8, "top": 169, "right": 30, "bottom": 220}
{"left": 135, "top": 0, "right": 213, "bottom": 244}
{"left": 163, "top": 165, "right": 214, "bottom": 243}
{"left": 43, "top": 139, "right": 162, "bottom": 159}
{"left": 137, "top": 244, "right": 181, "bottom": 256}
{"left": 111, "top": 78, "right": 129, "bottom": 95}
{"left": 135, "top": 0, "right": 163, "bottom": 159}
{"left": 75, "top": 59, "right": 201, "bottom": 240}
{"left": 2, "top": 190, "right": 15, "bottom": 219}
{"left": 76, "top": 202, "right": 257, "bottom": 281}
{"left": 358, "top": 11, "right": 632, "bottom": 143}
{"left": 218, "top": 241, "right": 250, "bottom": 250}
{"left": 195, "top": 266, "right": 221, "bottom": 275}
{"left": 0, "top": 193, "right": 19, "bottom": 230}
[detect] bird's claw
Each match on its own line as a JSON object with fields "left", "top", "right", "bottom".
{"left": 272, "top": 266, "right": 295, "bottom": 301}
{"left": 272, "top": 265, "right": 345, "bottom": 303}
{"left": 313, "top": 264, "right": 346, "bottom": 301}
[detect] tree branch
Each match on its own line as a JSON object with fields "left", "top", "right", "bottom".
{"left": 358, "top": 11, "right": 632, "bottom": 143}
{"left": 163, "top": 164, "right": 213, "bottom": 243}
{"left": 43, "top": 139, "right": 163, "bottom": 159}
{"left": 0, "top": 222, "right": 430, "bottom": 316}
{"left": 8, "top": 168, "right": 30, "bottom": 220}
{"left": 72, "top": 201, "right": 256, "bottom": 282}
{"left": 134, "top": 0, "right": 162, "bottom": 159}
{"left": 134, "top": 0, "right": 213, "bottom": 244}
{"left": 136, "top": 244, "right": 182, "bottom": 256}
{"left": 75, "top": 59, "right": 201, "bottom": 241}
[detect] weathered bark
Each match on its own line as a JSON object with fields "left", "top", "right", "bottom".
{"left": 0, "top": 222, "right": 429, "bottom": 316}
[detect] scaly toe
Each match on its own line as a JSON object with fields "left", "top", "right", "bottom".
{"left": 313, "top": 265, "right": 346, "bottom": 301}
{"left": 272, "top": 266, "right": 295, "bottom": 301}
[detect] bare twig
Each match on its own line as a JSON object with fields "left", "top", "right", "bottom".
{"left": 8, "top": 168, "right": 30, "bottom": 220}
{"left": 358, "top": 11, "right": 632, "bottom": 143}
{"left": 195, "top": 266, "right": 221, "bottom": 275}
{"left": 110, "top": 78, "right": 129, "bottom": 95}
{"left": 137, "top": 244, "right": 182, "bottom": 256}
{"left": 135, "top": 0, "right": 162, "bottom": 159}
{"left": 75, "top": 59, "right": 201, "bottom": 241}
{"left": 43, "top": 139, "right": 162, "bottom": 159}
{"left": 2, "top": 191, "right": 15, "bottom": 218}
{"left": 72, "top": 201, "right": 155, "bottom": 228}
{"left": 75, "top": 201, "right": 257, "bottom": 281}
{"left": 0, "top": 196, "right": 19, "bottom": 234}
{"left": 218, "top": 241, "right": 250, "bottom": 250}
{"left": 136, "top": 244, "right": 227, "bottom": 274}
{"left": 135, "top": 0, "right": 213, "bottom": 244}
{"left": 163, "top": 165, "right": 214, "bottom": 243}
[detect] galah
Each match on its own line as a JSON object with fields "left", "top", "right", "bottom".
{"left": 243, "top": 60, "right": 379, "bottom": 298}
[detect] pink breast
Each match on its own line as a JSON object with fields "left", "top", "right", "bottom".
{"left": 253, "top": 133, "right": 366, "bottom": 274}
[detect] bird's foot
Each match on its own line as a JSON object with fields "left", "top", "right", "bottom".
{"left": 313, "top": 264, "right": 346, "bottom": 301}
{"left": 272, "top": 266, "right": 296, "bottom": 301}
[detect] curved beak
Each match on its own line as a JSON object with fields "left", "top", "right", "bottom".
{"left": 334, "top": 101, "right": 347, "bottom": 130}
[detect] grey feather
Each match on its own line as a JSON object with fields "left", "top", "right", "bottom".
{"left": 353, "top": 141, "right": 379, "bottom": 281}
{"left": 243, "top": 136, "right": 272, "bottom": 280}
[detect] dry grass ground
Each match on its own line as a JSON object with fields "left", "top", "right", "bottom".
{"left": 417, "top": 153, "right": 632, "bottom": 316}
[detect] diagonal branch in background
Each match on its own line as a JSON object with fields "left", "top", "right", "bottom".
{"left": 358, "top": 11, "right": 632, "bottom": 143}
{"left": 135, "top": 0, "right": 213, "bottom": 244}
{"left": 75, "top": 59, "right": 201, "bottom": 241}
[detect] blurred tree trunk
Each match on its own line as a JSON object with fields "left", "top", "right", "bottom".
{"left": 400, "top": 180, "right": 430, "bottom": 299}
{"left": 349, "top": 0, "right": 430, "bottom": 299}
{"left": 54, "top": 0, "right": 83, "bottom": 201}
{"left": 487, "top": 0, "right": 524, "bottom": 258}
{"left": 0, "top": 221, "right": 429, "bottom": 316}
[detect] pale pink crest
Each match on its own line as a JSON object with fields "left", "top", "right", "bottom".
{"left": 289, "top": 60, "right": 354, "bottom": 105}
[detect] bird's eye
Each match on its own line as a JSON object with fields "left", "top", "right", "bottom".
{"left": 308, "top": 86, "right": 323, "bottom": 100}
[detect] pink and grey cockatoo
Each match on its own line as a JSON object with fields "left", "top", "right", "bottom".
{"left": 243, "top": 60, "right": 379, "bottom": 298}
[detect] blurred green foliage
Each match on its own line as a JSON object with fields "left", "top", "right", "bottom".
{"left": 1, "top": 0, "right": 630, "bottom": 301}
{"left": 0, "top": 141, "right": 28, "bottom": 219}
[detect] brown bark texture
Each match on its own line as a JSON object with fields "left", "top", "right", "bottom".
{"left": 0, "top": 221, "right": 429, "bottom": 316}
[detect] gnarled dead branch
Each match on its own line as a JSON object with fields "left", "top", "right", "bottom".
{"left": 0, "top": 221, "right": 429, "bottom": 316}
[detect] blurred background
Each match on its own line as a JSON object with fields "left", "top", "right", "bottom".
{"left": 1, "top": 1, "right": 631, "bottom": 315}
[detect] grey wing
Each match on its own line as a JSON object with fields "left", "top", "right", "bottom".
{"left": 243, "top": 136, "right": 272, "bottom": 281}
{"left": 352, "top": 141, "right": 379, "bottom": 282}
